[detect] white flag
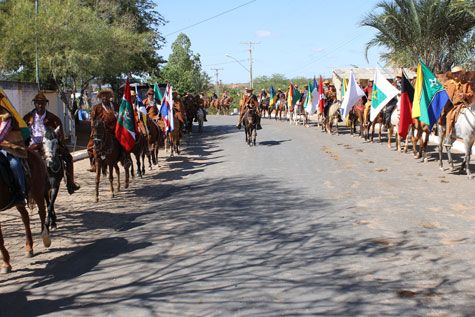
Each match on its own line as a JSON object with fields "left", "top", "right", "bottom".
{"left": 340, "top": 71, "right": 365, "bottom": 119}
{"left": 370, "top": 69, "right": 400, "bottom": 121}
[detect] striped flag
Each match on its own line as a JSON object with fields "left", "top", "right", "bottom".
{"left": 0, "top": 87, "right": 30, "bottom": 141}
{"left": 270, "top": 85, "right": 276, "bottom": 106}
{"left": 398, "top": 71, "right": 414, "bottom": 138}
{"left": 115, "top": 76, "right": 137, "bottom": 152}
{"left": 160, "top": 84, "right": 174, "bottom": 135}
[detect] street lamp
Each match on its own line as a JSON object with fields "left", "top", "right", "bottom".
{"left": 225, "top": 54, "right": 252, "bottom": 88}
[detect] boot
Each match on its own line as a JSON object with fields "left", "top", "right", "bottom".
{"left": 87, "top": 157, "right": 96, "bottom": 172}
{"left": 65, "top": 161, "right": 80, "bottom": 194}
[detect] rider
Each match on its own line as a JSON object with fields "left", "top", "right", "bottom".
{"left": 0, "top": 90, "right": 28, "bottom": 205}
{"left": 143, "top": 88, "right": 159, "bottom": 121}
{"left": 23, "top": 93, "right": 80, "bottom": 194}
{"left": 236, "top": 88, "right": 262, "bottom": 130}
{"left": 86, "top": 88, "right": 128, "bottom": 172}
{"left": 197, "top": 92, "right": 208, "bottom": 122}
{"left": 442, "top": 66, "right": 474, "bottom": 147}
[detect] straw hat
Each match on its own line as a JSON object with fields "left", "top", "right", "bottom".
{"left": 146, "top": 88, "right": 154, "bottom": 96}
{"left": 396, "top": 73, "right": 403, "bottom": 78}
{"left": 32, "top": 93, "right": 48, "bottom": 102}
{"left": 323, "top": 80, "right": 330, "bottom": 85}
{"left": 97, "top": 88, "right": 114, "bottom": 98}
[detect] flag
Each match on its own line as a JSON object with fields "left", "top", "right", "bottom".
{"left": 318, "top": 76, "right": 325, "bottom": 113}
{"left": 115, "top": 76, "right": 137, "bottom": 152}
{"left": 269, "top": 84, "right": 276, "bottom": 106}
{"left": 340, "top": 71, "right": 366, "bottom": 119}
{"left": 0, "top": 87, "right": 30, "bottom": 141}
{"left": 341, "top": 76, "right": 348, "bottom": 98}
{"left": 160, "top": 84, "right": 174, "bottom": 135}
{"left": 288, "top": 82, "right": 301, "bottom": 111}
{"left": 311, "top": 76, "right": 319, "bottom": 112}
{"left": 135, "top": 86, "right": 148, "bottom": 133}
{"left": 412, "top": 59, "right": 450, "bottom": 129}
{"left": 305, "top": 80, "right": 317, "bottom": 114}
{"left": 370, "top": 68, "right": 400, "bottom": 121}
{"left": 154, "top": 82, "right": 163, "bottom": 102}
{"left": 398, "top": 71, "right": 414, "bottom": 138}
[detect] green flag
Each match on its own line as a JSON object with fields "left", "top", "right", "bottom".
{"left": 154, "top": 83, "right": 163, "bottom": 102}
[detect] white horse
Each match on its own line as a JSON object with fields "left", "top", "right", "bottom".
{"left": 325, "top": 101, "right": 342, "bottom": 135}
{"left": 196, "top": 108, "right": 204, "bottom": 133}
{"left": 437, "top": 103, "right": 475, "bottom": 179}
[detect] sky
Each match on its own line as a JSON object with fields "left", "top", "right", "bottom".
{"left": 155, "top": 0, "right": 386, "bottom": 84}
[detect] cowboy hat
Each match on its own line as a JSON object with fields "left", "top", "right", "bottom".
{"left": 451, "top": 66, "right": 465, "bottom": 73}
{"left": 32, "top": 93, "right": 48, "bottom": 102}
{"left": 146, "top": 88, "right": 154, "bottom": 96}
{"left": 97, "top": 88, "right": 114, "bottom": 98}
{"left": 323, "top": 80, "right": 330, "bottom": 84}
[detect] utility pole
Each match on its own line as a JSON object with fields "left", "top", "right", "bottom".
{"left": 240, "top": 41, "right": 260, "bottom": 89}
{"left": 35, "top": 0, "right": 40, "bottom": 90}
{"left": 211, "top": 68, "right": 223, "bottom": 95}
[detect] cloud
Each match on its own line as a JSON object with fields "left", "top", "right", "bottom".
{"left": 312, "top": 47, "right": 325, "bottom": 52}
{"left": 256, "top": 30, "right": 281, "bottom": 38}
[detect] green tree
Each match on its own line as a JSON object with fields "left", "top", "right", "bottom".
{"left": 361, "top": 0, "right": 475, "bottom": 72}
{"left": 159, "top": 33, "right": 211, "bottom": 95}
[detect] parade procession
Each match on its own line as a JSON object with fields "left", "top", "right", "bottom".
{"left": 0, "top": 0, "right": 474, "bottom": 316}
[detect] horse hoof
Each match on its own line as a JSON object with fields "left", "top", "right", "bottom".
{"left": 51, "top": 224, "right": 57, "bottom": 232}
{"left": 1, "top": 267, "right": 11, "bottom": 274}
{"left": 41, "top": 230, "right": 51, "bottom": 248}
{"left": 25, "top": 250, "right": 34, "bottom": 258}
{"left": 424, "top": 158, "right": 429, "bottom": 163}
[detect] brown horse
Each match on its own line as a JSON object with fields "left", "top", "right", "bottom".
{"left": 0, "top": 149, "right": 51, "bottom": 273}
{"left": 92, "top": 118, "right": 128, "bottom": 202}
{"left": 219, "top": 96, "right": 233, "bottom": 115}
{"left": 130, "top": 129, "right": 147, "bottom": 178}
{"left": 166, "top": 115, "right": 181, "bottom": 156}
{"left": 410, "top": 119, "right": 431, "bottom": 162}
{"left": 348, "top": 98, "right": 367, "bottom": 138}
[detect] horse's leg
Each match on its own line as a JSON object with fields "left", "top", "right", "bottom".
{"left": 95, "top": 161, "right": 101, "bottom": 202}
{"left": 388, "top": 125, "right": 393, "bottom": 149}
{"left": 437, "top": 125, "right": 445, "bottom": 170}
{"left": 16, "top": 206, "right": 33, "bottom": 257}
{"left": 378, "top": 122, "right": 382, "bottom": 142}
{"left": 0, "top": 224, "right": 12, "bottom": 273}
{"left": 463, "top": 140, "right": 473, "bottom": 179}
{"left": 253, "top": 128, "right": 257, "bottom": 146}
{"left": 135, "top": 153, "right": 142, "bottom": 178}
{"left": 124, "top": 162, "right": 129, "bottom": 189}
{"left": 115, "top": 163, "right": 121, "bottom": 193}
{"left": 370, "top": 122, "right": 375, "bottom": 143}
{"left": 47, "top": 186, "right": 60, "bottom": 231}
{"left": 109, "top": 164, "right": 116, "bottom": 198}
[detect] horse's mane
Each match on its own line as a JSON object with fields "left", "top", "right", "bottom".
{"left": 44, "top": 127, "right": 56, "bottom": 139}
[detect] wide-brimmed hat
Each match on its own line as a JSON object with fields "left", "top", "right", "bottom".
{"left": 32, "top": 93, "right": 48, "bottom": 102}
{"left": 245, "top": 87, "right": 253, "bottom": 92}
{"left": 97, "top": 88, "right": 114, "bottom": 98}
{"left": 323, "top": 80, "right": 330, "bottom": 84}
{"left": 451, "top": 66, "right": 465, "bottom": 73}
{"left": 396, "top": 72, "right": 403, "bottom": 78}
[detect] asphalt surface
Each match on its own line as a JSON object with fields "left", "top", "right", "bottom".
{"left": 0, "top": 115, "right": 474, "bottom": 316}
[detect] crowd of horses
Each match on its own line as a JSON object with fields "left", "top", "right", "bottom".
{"left": 0, "top": 93, "right": 207, "bottom": 274}
{"left": 256, "top": 93, "right": 474, "bottom": 179}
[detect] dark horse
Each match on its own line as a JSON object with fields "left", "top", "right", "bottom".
{"left": 260, "top": 97, "right": 271, "bottom": 118}
{"left": 42, "top": 126, "right": 63, "bottom": 231}
{"left": 0, "top": 149, "right": 51, "bottom": 273}
{"left": 92, "top": 119, "right": 128, "bottom": 202}
{"left": 243, "top": 104, "right": 259, "bottom": 146}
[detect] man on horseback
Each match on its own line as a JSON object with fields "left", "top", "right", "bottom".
{"left": 143, "top": 88, "right": 159, "bottom": 121}
{"left": 443, "top": 66, "right": 474, "bottom": 147}
{"left": 23, "top": 93, "right": 80, "bottom": 194}
{"left": 198, "top": 92, "right": 208, "bottom": 122}
{"left": 236, "top": 88, "right": 262, "bottom": 130}
{"left": 0, "top": 91, "right": 29, "bottom": 206}
{"left": 87, "top": 88, "right": 131, "bottom": 172}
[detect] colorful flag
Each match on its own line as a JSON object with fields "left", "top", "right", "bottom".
{"left": 288, "top": 82, "right": 294, "bottom": 111}
{"left": 341, "top": 76, "right": 348, "bottom": 98}
{"left": 340, "top": 71, "right": 366, "bottom": 119}
{"left": 269, "top": 84, "right": 276, "bottom": 106}
{"left": 311, "top": 76, "right": 319, "bottom": 112}
{"left": 288, "top": 82, "right": 301, "bottom": 111}
{"left": 370, "top": 68, "right": 400, "bottom": 121}
{"left": 305, "top": 81, "right": 316, "bottom": 114}
{"left": 154, "top": 82, "right": 163, "bottom": 102}
{"left": 115, "top": 76, "right": 137, "bottom": 152}
{"left": 0, "top": 87, "right": 30, "bottom": 141}
{"left": 398, "top": 71, "right": 414, "bottom": 138}
{"left": 135, "top": 86, "right": 148, "bottom": 133}
{"left": 318, "top": 76, "right": 326, "bottom": 113}
{"left": 412, "top": 59, "right": 450, "bottom": 129}
{"left": 160, "top": 84, "right": 174, "bottom": 135}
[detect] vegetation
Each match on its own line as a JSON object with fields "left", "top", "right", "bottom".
{"left": 361, "top": 0, "right": 475, "bottom": 72}
{"left": 158, "top": 33, "right": 211, "bottom": 95}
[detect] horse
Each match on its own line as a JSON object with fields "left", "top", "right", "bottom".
{"left": 183, "top": 94, "right": 195, "bottom": 134}
{"left": 130, "top": 129, "right": 147, "bottom": 178}
{"left": 197, "top": 107, "right": 204, "bottom": 133}
{"left": 274, "top": 97, "right": 287, "bottom": 121}
{"left": 42, "top": 126, "right": 63, "bottom": 231}
{"left": 219, "top": 96, "right": 233, "bottom": 115}
{"left": 348, "top": 97, "right": 367, "bottom": 139}
{"left": 409, "top": 119, "right": 431, "bottom": 162}
{"left": 260, "top": 97, "right": 271, "bottom": 118}
{"left": 92, "top": 118, "right": 128, "bottom": 202}
{"left": 437, "top": 103, "right": 475, "bottom": 178}
{"left": 243, "top": 104, "right": 259, "bottom": 146}
{"left": 325, "top": 101, "right": 342, "bottom": 135}
{"left": 0, "top": 148, "right": 51, "bottom": 273}
{"left": 166, "top": 115, "right": 181, "bottom": 156}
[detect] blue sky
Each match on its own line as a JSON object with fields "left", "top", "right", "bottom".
{"left": 155, "top": 0, "right": 385, "bottom": 84}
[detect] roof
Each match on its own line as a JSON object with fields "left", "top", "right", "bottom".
{"left": 332, "top": 68, "right": 417, "bottom": 80}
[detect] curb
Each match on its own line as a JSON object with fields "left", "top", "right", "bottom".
{"left": 72, "top": 150, "right": 89, "bottom": 162}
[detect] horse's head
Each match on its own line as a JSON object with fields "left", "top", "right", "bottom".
{"left": 92, "top": 119, "right": 107, "bottom": 151}
{"left": 42, "top": 126, "right": 61, "bottom": 168}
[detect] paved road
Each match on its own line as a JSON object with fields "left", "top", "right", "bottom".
{"left": 1, "top": 115, "right": 474, "bottom": 316}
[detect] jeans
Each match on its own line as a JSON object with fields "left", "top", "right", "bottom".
{"left": 0, "top": 149, "right": 26, "bottom": 196}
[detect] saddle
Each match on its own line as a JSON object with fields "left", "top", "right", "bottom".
{"left": 0, "top": 151, "right": 27, "bottom": 210}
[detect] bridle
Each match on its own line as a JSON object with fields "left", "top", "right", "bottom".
{"left": 93, "top": 120, "right": 113, "bottom": 159}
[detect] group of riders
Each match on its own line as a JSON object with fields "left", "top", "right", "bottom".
{"left": 0, "top": 85, "right": 211, "bottom": 209}
{"left": 234, "top": 65, "right": 473, "bottom": 152}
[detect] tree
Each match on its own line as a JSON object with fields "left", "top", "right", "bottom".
{"left": 361, "top": 0, "right": 475, "bottom": 73}
{"left": 159, "top": 33, "right": 211, "bottom": 95}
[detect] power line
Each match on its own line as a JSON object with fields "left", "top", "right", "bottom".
{"left": 164, "top": 0, "right": 257, "bottom": 38}
{"left": 204, "top": 59, "right": 248, "bottom": 67}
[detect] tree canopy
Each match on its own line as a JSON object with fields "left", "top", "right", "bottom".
{"left": 361, "top": 0, "right": 475, "bottom": 72}
{"left": 158, "top": 33, "right": 211, "bottom": 95}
